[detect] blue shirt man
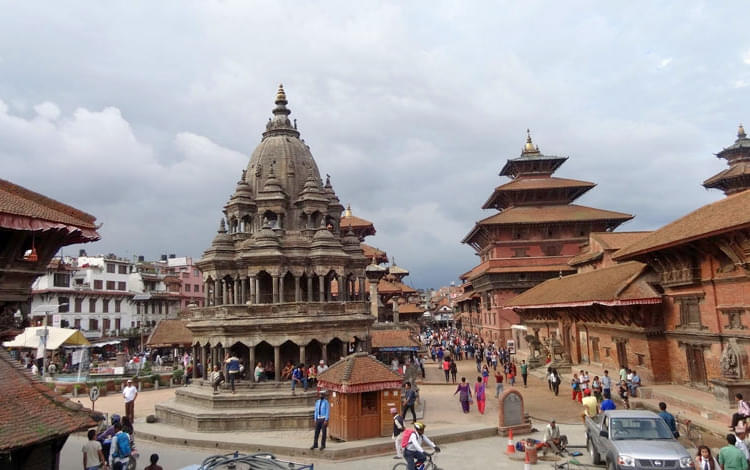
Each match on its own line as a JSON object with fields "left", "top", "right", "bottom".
{"left": 600, "top": 398, "right": 616, "bottom": 411}
{"left": 311, "top": 391, "right": 330, "bottom": 451}
{"left": 658, "top": 402, "right": 678, "bottom": 437}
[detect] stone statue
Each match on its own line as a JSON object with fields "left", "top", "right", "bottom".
{"left": 721, "top": 339, "right": 742, "bottom": 379}
{"left": 525, "top": 334, "right": 543, "bottom": 359}
{"left": 544, "top": 336, "right": 567, "bottom": 362}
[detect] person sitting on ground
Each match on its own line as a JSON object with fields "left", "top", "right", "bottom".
{"left": 543, "top": 419, "right": 568, "bottom": 455}
{"left": 731, "top": 393, "right": 750, "bottom": 430}
{"left": 281, "top": 361, "right": 294, "bottom": 381}
{"left": 144, "top": 453, "right": 163, "bottom": 470}
{"left": 210, "top": 364, "right": 224, "bottom": 393}
{"left": 403, "top": 422, "right": 440, "bottom": 470}
{"left": 629, "top": 370, "right": 641, "bottom": 397}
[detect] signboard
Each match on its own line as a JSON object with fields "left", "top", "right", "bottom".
{"left": 52, "top": 315, "right": 61, "bottom": 328}
{"left": 89, "top": 386, "right": 99, "bottom": 411}
{"left": 506, "top": 339, "right": 516, "bottom": 354}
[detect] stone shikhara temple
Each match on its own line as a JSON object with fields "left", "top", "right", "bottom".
{"left": 188, "top": 85, "right": 374, "bottom": 381}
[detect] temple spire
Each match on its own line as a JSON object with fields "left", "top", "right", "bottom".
{"left": 739, "top": 123, "right": 746, "bottom": 140}
{"left": 522, "top": 129, "right": 540, "bottom": 155}
{"left": 345, "top": 204, "right": 352, "bottom": 217}
{"left": 263, "top": 83, "right": 299, "bottom": 138}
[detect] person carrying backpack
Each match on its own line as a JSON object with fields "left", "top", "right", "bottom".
{"left": 402, "top": 422, "right": 440, "bottom": 470}
{"left": 391, "top": 407, "right": 405, "bottom": 459}
{"left": 110, "top": 422, "right": 131, "bottom": 470}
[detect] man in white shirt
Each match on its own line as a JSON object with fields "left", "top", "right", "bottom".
{"left": 122, "top": 379, "right": 138, "bottom": 424}
{"left": 404, "top": 422, "right": 440, "bottom": 470}
{"left": 601, "top": 370, "right": 612, "bottom": 399}
{"left": 318, "top": 360, "right": 328, "bottom": 372}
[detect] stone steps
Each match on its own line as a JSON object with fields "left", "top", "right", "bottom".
{"left": 155, "top": 399, "right": 314, "bottom": 432}
{"left": 174, "top": 387, "right": 318, "bottom": 409}
{"left": 639, "top": 387, "right": 734, "bottom": 421}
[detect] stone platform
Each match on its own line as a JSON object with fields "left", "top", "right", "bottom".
{"left": 155, "top": 381, "right": 317, "bottom": 432}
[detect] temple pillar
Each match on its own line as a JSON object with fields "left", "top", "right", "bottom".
{"left": 249, "top": 345, "right": 255, "bottom": 373}
{"left": 359, "top": 278, "right": 365, "bottom": 301}
{"left": 341, "top": 342, "right": 347, "bottom": 358}
{"left": 272, "top": 275, "right": 279, "bottom": 304}
{"left": 368, "top": 280, "right": 379, "bottom": 318}
{"left": 307, "top": 276, "right": 313, "bottom": 302}
{"left": 214, "top": 280, "right": 220, "bottom": 306}
{"left": 294, "top": 276, "right": 301, "bottom": 303}
{"left": 239, "top": 278, "right": 246, "bottom": 304}
{"left": 393, "top": 295, "right": 400, "bottom": 325}
{"left": 318, "top": 275, "right": 325, "bottom": 303}
{"left": 322, "top": 343, "right": 328, "bottom": 363}
{"left": 192, "top": 345, "right": 199, "bottom": 378}
{"left": 253, "top": 276, "right": 259, "bottom": 304}
{"left": 200, "top": 344, "right": 207, "bottom": 379}
{"left": 300, "top": 345, "right": 306, "bottom": 365}
{"left": 274, "top": 345, "right": 281, "bottom": 381}
{"left": 279, "top": 275, "right": 285, "bottom": 303}
{"left": 222, "top": 280, "right": 229, "bottom": 305}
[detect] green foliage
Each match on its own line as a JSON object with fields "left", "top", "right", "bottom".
{"left": 172, "top": 368, "right": 184, "bottom": 384}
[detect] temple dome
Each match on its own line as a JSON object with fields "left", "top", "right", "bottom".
{"left": 245, "top": 85, "right": 322, "bottom": 203}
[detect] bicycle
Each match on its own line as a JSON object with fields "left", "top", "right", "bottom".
{"left": 392, "top": 450, "right": 442, "bottom": 470}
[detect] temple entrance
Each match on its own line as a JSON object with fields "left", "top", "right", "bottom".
{"left": 578, "top": 330, "right": 589, "bottom": 363}
{"left": 327, "top": 338, "right": 344, "bottom": 364}
{"left": 253, "top": 341, "right": 274, "bottom": 380}
{"left": 257, "top": 271, "right": 272, "bottom": 304}
{"left": 616, "top": 341, "right": 628, "bottom": 369}
{"left": 306, "top": 339, "right": 323, "bottom": 366}
{"left": 686, "top": 345, "right": 708, "bottom": 386}
{"left": 280, "top": 340, "right": 300, "bottom": 368}
{"left": 562, "top": 324, "right": 572, "bottom": 360}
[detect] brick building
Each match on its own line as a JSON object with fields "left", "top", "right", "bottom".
{"left": 457, "top": 131, "right": 632, "bottom": 342}
{"left": 508, "top": 126, "right": 750, "bottom": 397}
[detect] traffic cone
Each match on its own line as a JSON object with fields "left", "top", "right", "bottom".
{"left": 506, "top": 429, "right": 515, "bottom": 455}
{"left": 524, "top": 446, "right": 532, "bottom": 470}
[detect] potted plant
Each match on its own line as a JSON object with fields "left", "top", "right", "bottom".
{"left": 172, "top": 368, "right": 184, "bottom": 385}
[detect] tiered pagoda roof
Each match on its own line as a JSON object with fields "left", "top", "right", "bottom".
{"left": 703, "top": 124, "right": 750, "bottom": 195}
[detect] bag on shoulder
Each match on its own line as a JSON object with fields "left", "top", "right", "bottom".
{"left": 401, "top": 428, "right": 415, "bottom": 449}
{"left": 112, "top": 432, "right": 131, "bottom": 458}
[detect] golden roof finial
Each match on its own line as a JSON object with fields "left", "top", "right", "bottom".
{"left": 276, "top": 83, "right": 286, "bottom": 102}
{"left": 523, "top": 128, "right": 539, "bottom": 153}
{"left": 344, "top": 204, "right": 352, "bottom": 217}
{"left": 739, "top": 123, "right": 746, "bottom": 139}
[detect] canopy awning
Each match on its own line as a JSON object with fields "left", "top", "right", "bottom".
{"left": 2, "top": 326, "right": 91, "bottom": 350}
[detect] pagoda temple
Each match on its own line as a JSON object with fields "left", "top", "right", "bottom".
{"left": 187, "top": 85, "right": 374, "bottom": 380}
{"left": 458, "top": 131, "right": 632, "bottom": 343}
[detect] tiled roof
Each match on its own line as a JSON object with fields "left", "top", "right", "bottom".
{"left": 340, "top": 214, "right": 375, "bottom": 229}
{"left": 398, "top": 303, "right": 424, "bottom": 314}
{"left": 507, "top": 261, "right": 661, "bottom": 308}
{"left": 614, "top": 189, "right": 750, "bottom": 260}
{"left": 0, "top": 178, "right": 97, "bottom": 229}
{"left": 361, "top": 243, "right": 388, "bottom": 263}
{"left": 146, "top": 319, "right": 193, "bottom": 347}
{"left": 568, "top": 250, "right": 603, "bottom": 266}
{"left": 0, "top": 348, "right": 95, "bottom": 452}
{"left": 465, "top": 263, "right": 574, "bottom": 281}
{"left": 378, "top": 279, "right": 417, "bottom": 294}
{"left": 493, "top": 177, "right": 595, "bottom": 192}
{"left": 318, "top": 352, "right": 403, "bottom": 386}
{"left": 591, "top": 231, "right": 651, "bottom": 251}
{"left": 477, "top": 204, "right": 633, "bottom": 226}
{"left": 370, "top": 329, "right": 421, "bottom": 348}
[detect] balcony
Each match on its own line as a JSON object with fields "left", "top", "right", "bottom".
{"left": 189, "top": 301, "right": 369, "bottom": 321}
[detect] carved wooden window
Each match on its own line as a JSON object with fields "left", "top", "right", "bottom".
{"left": 676, "top": 295, "right": 704, "bottom": 328}
{"left": 53, "top": 273, "right": 70, "bottom": 287}
{"left": 543, "top": 245, "right": 562, "bottom": 256}
{"left": 512, "top": 247, "right": 529, "bottom": 258}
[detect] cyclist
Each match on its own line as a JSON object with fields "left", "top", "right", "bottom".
{"left": 404, "top": 422, "right": 440, "bottom": 470}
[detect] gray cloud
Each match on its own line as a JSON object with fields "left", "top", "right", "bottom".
{"left": 0, "top": 1, "right": 748, "bottom": 287}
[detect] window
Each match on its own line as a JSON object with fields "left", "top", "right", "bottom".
{"left": 185, "top": 284, "right": 191, "bottom": 292}
{"left": 74, "top": 298, "right": 83, "bottom": 313}
{"left": 361, "top": 391, "right": 378, "bottom": 415}
{"left": 74, "top": 318, "right": 81, "bottom": 329}
{"left": 118, "top": 265, "right": 128, "bottom": 274}
{"left": 58, "top": 297, "right": 70, "bottom": 312}
{"left": 106, "top": 264, "right": 115, "bottom": 273}
{"left": 102, "top": 299, "right": 109, "bottom": 313}
{"left": 53, "top": 273, "right": 70, "bottom": 287}
{"left": 89, "top": 318, "right": 98, "bottom": 330}
{"left": 543, "top": 245, "right": 562, "bottom": 256}
{"left": 103, "top": 318, "right": 110, "bottom": 332}
{"left": 106, "top": 280, "right": 115, "bottom": 290}
{"left": 115, "top": 300, "right": 121, "bottom": 313}
{"left": 115, "top": 318, "right": 121, "bottom": 330}
{"left": 512, "top": 247, "right": 529, "bottom": 258}
{"left": 677, "top": 295, "right": 704, "bottom": 328}
{"left": 89, "top": 299, "right": 97, "bottom": 313}
{"left": 93, "top": 280, "right": 103, "bottom": 290}
{"left": 117, "top": 281, "right": 126, "bottom": 291}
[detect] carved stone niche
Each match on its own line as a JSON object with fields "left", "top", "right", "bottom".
{"left": 711, "top": 338, "right": 750, "bottom": 405}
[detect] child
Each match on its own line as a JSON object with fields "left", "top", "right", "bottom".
{"left": 145, "top": 453, "right": 163, "bottom": 470}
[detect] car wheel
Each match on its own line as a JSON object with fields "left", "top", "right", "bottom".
{"left": 392, "top": 463, "right": 407, "bottom": 470}
{"left": 587, "top": 438, "right": 602, "bottom": 465}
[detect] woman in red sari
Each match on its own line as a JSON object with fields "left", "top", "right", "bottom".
{"left": 475, "top": 376, "right": 487, "bottom": 414}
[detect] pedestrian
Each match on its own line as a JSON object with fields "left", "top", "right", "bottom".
{"left": 454, "top": 377, "right": 472, "bottom": 413}
{"left": 402, "top": 382, "right": 418, "bottom": 423}
{"left": 494, "top": 369, "right": 504, "bottom": 398}
{"left": 629, "top": 370, "right": 641, "bottom": 397}
{"left": 419, "top": 356, "right": 426, "bottom": 379}
{"left": 719, "top": 434, "right": 749, "bottom": 470}
{"left": 619, "top": 380, "right": 630, "bottom": 409}
{"left": 442, "top": 357, "right": 451, "bottom": 383}
{"left": 122, "top": 379, "right": 137, "bottom": 424}
{"left": 571, "top": 373, "right": 582, "bottom": 403}
{"left": 547, "top": 367, "right": 553, "bottom": 391}
{"left": 695, "top": 445, "right": 719, "bottom": 470}
{"left": 82, "top": 429, "right": 106, "bottom": 470}
{"left": 481, "top": 364, "right": 490, "bottom": 385}
{"left": 520, "top": 360, "right": 528, "bottom": 388}
{"left": 310, "top": 390, "right": 329, "bottom": 451}
{"left": 600, "top": 396, "right": 616, "bottom": 411}
{"left": 592, "top": 376, "right": 603, "bottom": 402}
{"left": 475, "top": 352, "right": 482, "bottom": 373}
{"left": 391, "top": 407, "right": 405, "bottom": 459}
{"left": 110, "top": 422, "right": 132, "bottom": 470}
{"left": 474, "top": 376, "right": 486, "bottom": 415}
{"left": 449, "top": 358, "right": 458, "bottom": 384}
{"left": 144, "top": 453, "right": 164, "bottom": 470}
{"left": 225, "top": 353, "right": 241, "bottom": 394}
{"left": 658, "top": 402, "right": 679, "bottom": 438}
{"left": 509, "top": 362, "right": 516, "bottom": 386}
{"left": 210, "top": 365, "right": 224, "bottom": 394}
{"left": 582, "top": 393, "right": 599, "bottom": 421}
{"left": 254, "top": 361, "right": 264, "bottom": 383}
{"left": 550, "top": 369, "right": 560, "bottom": 396}
{"left": 601, "top": 370, "right": 612, "bottom": 399}
{"left": 619, "top": 365, "right": 627, "bottom": 383}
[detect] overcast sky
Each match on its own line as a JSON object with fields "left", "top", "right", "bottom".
{"left": 1, "top": 2, "right": 748, "bottom": 288}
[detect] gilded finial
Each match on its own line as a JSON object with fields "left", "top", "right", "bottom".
{"left": 345, "top": 204, "right": 352, "bottom": 217}
{"left": 739, "top": 123, "right": 746, "bottom": 139}
{"left": 523, "top": 129, "right": 539, "bottom": 153}
{"left": 276, "top": 83, "right": 286, "bottom": 102}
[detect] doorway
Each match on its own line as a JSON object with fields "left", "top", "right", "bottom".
{"left": 616, "top": 341, "right": 628, "bottom": 369}
{"left": 686, "top": 345, "right": 708, "bottom": 386}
